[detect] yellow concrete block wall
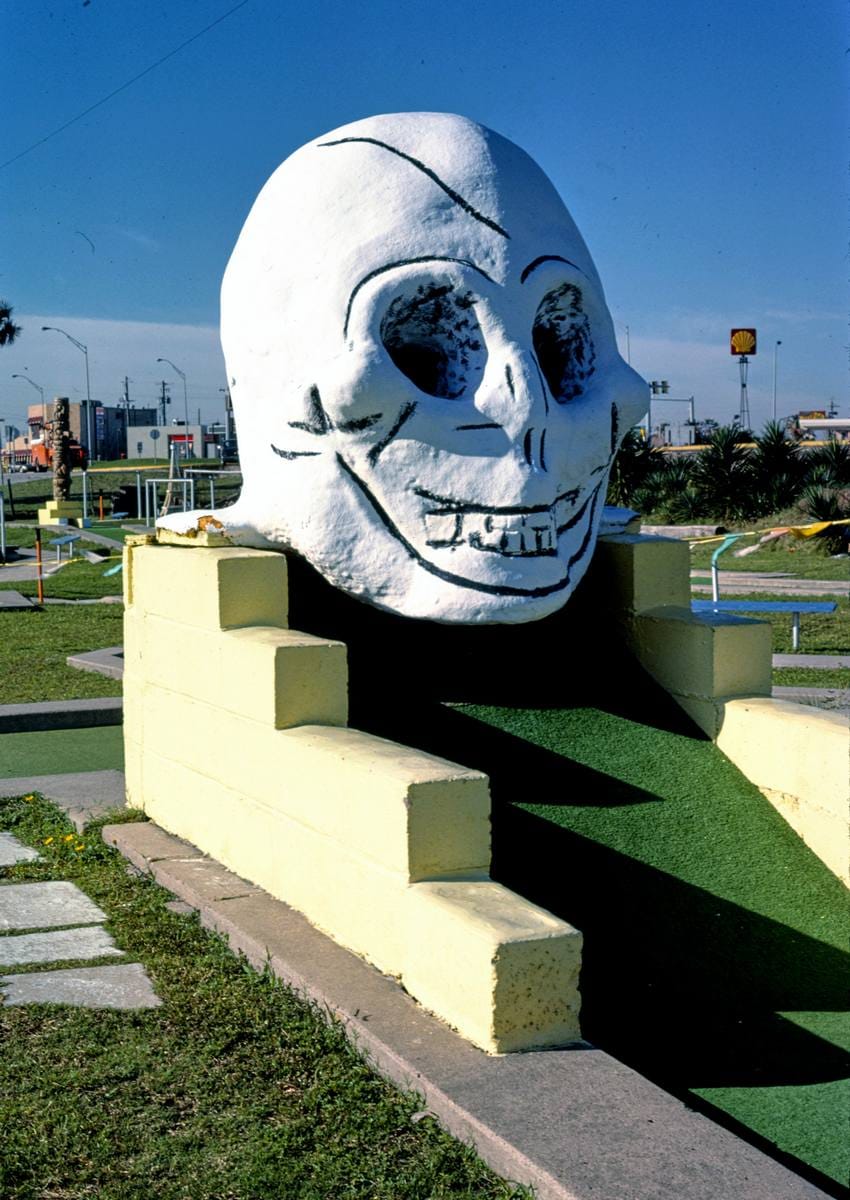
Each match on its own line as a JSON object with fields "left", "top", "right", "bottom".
{"left": 406, "top": 880, "right": 582, "bottom": 1053}
{"left": 123, "top": 537, "right": 583, "bottom": 1052}
{"left": 592, "top": 533, "right": 691, "bottom": 612}
{"left": 716, "top": 698, "right": 850, "bottom": 885}
{"left": 595, "top": 530, "right": 850, "bottom": 886}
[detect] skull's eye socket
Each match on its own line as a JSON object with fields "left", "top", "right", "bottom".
{"left": 381, "top": 283, "right": 485, "bottom": 399}
{"left": 532, "top": 283, "right": 596, "bottom": 403}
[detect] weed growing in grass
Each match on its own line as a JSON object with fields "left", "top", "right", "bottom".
{"left": 0, "top": 795, "right": 528, "bottom": 1200}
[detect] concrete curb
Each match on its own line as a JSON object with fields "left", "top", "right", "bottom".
{"left": 101, "top": 819, "right": 832, "bottom": 1200}
{"left": 0, "top": 698, "right": 122, "bottom": 733}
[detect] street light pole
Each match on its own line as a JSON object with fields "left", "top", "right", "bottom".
{"left": 772, "top": 340, "right": 782, "bottom": 424}
{"left": 41, "top": 326, "right": 95, "bottom": 460}
{"left": 12, "top": 373, "right": 46, "bottom": 443}
{"left": 11, "top": 369, "right": 46, "bottom": 446}
{"left": 156, "top": 357, "right": 190, "bottom": 458}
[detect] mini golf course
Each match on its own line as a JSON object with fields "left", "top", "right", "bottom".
{"left": 287, "top": 557, "right": 850, "bottom": 1195}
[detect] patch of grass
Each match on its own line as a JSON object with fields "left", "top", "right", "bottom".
{"left": 0, "top": 559, "right": 124, "bottom": 601}
{"left": 7, "top": 468, "right": 242, "bottom": 522}
{"left": 0, "top": 605, "right": 123, "bottom": 703}
{"left": 689, "top": 537, "right": 850, "bottom": 581}
{"left": 773, "top": 668, "right": 849, "bottom": 689}
{"left": 0, "top": 795, "right": 526, "bottom": 1200}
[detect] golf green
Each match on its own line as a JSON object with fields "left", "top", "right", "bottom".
{"left": 0, "top": 725, "right": 124, "bottom": 779}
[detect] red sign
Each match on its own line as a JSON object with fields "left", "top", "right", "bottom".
{"left": 730, "top": 328, "right": 757, "bottom": 355}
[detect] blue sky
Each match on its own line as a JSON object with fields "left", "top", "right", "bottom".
{"left": 3, "top": 0, "right": 846, "bottom": 439}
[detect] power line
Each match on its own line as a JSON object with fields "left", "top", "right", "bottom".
{"left": 1, "top": 0, "right": 251, "bottom": 172}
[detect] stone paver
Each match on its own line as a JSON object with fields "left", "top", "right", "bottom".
{"left": 0, "top": 925, "right": 123, "bottom": 967}
{"left": 0, "top": 832, "right": 41, "bottom": 866}
{"left": 0, "top": 962, "right": 161, "bottom": 1009}
{"left": 0, "top": 881, "right": 106, "bottom": 931}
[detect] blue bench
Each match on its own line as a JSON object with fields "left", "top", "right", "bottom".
{"left": 47, "top": 533, "right": 81, "bottom": 562}
{"left": 692, "top": 599, "right": 837, "bottom": 652}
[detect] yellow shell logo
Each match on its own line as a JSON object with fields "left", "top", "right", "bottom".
{"left": 731, "top": 329, "right": 756, "bottom": 354}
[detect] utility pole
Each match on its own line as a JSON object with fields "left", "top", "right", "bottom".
{"left": 158, "top": 381, "right": 170, "bottom": 427}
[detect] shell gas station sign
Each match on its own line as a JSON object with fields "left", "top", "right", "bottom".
{"left": 730, "top": 328, "right": 757, "bottom": 355}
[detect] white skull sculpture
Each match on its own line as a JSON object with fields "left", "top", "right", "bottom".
{"left": 160, "top": 112, "right": 647, "bottom": 623}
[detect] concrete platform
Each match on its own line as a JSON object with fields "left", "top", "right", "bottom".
{"left": 0, "top": 770, "right": 126, "bottom": 830}
{"left": 773, "top": 654, "right": 850, "bottom": 669}
{"left": 0, "top": 590, "right": 36, "bottom": 609}
{"left": 65, "top": 646, "right": 124, "bottom": 680}
{"left": 0, "top": 698, "right": 122, "bottom": 734}
{"left": 101, "top": 819, "right": 832, "bottom": 1200}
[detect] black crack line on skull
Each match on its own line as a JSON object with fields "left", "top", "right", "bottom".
{"left": 523, "top": 428, "right": 535, "bottom": 468}
{"left": 343, "top": 257, "right": 496, "bottom": 339}
{"left": 455, "top": 422, "right": 502, "bottom": 431}
{"left": 366, "top": 401, "right": 417, "bottom": 467}
{"left": 505, "top": 364, "right": 516, "bottom": 401}
{"left": 289, "top": 385, "right": 332, "bottom": 435}
{"left": 566, "top": 484, "right": 602, "bottom": 570}
{"left": 531, "top": 354, "right": 550, "bottom": 416}
{"left": 540, "top": 428, "right": 548, "bottom": 472}
{"left": 414, "top": 482, "right": 585, "bottom": 516}
{"left": 520, "top": 255, "right": 588, "bottom": 285}
{"left": 338, "top": 413, "right": 384, "bottom": 433}
{"left": 337, "top": 453, "right": 586, "bottom": 599}
{"left": 271, "top": 445, "right": 321, "bottom": 459}
{"left": 319, "top": 137, "right": 510, "bottom": 240}
{"left": 556, "top": 488, "right": 595, "bottom": 535}
{"left": 610, "top": 402, "right": 619, "bottom": 457}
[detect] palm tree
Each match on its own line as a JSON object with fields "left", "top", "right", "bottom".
{"left": 747, "top": 420, "right": 804, "bottom": 515}
{"left": 0, "top": 300, "right": 21, "bottom": 347}
{"left": 691, "top": 425, "right": 753, "bottom": 521}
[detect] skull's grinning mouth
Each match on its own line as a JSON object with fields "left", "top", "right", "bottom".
{"left": 418, "top": 484, "right": 592, "bottom": 557}
{"left": 335, "top": 452, "right": 605, "bottom": 598}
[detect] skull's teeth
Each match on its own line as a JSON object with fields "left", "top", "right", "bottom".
{"left": 425, "top": 510, "right": 557, "bottom": 556}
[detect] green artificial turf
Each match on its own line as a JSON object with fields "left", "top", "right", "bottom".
{"left": 0, "top": 605, "right": 124, "bottom": 704}
{"left": 454, "top": 699, "right": 850, "bottom": 1189}
{"left": 0, "top": 795, "right": 525, "bottom": 1200}
{"left": 0, "top": 726, "right": 124, "bottom": 777}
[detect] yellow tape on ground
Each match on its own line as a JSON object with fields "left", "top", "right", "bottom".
{"left": 689, "top": 517, "right": 850, "bottom": 546}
